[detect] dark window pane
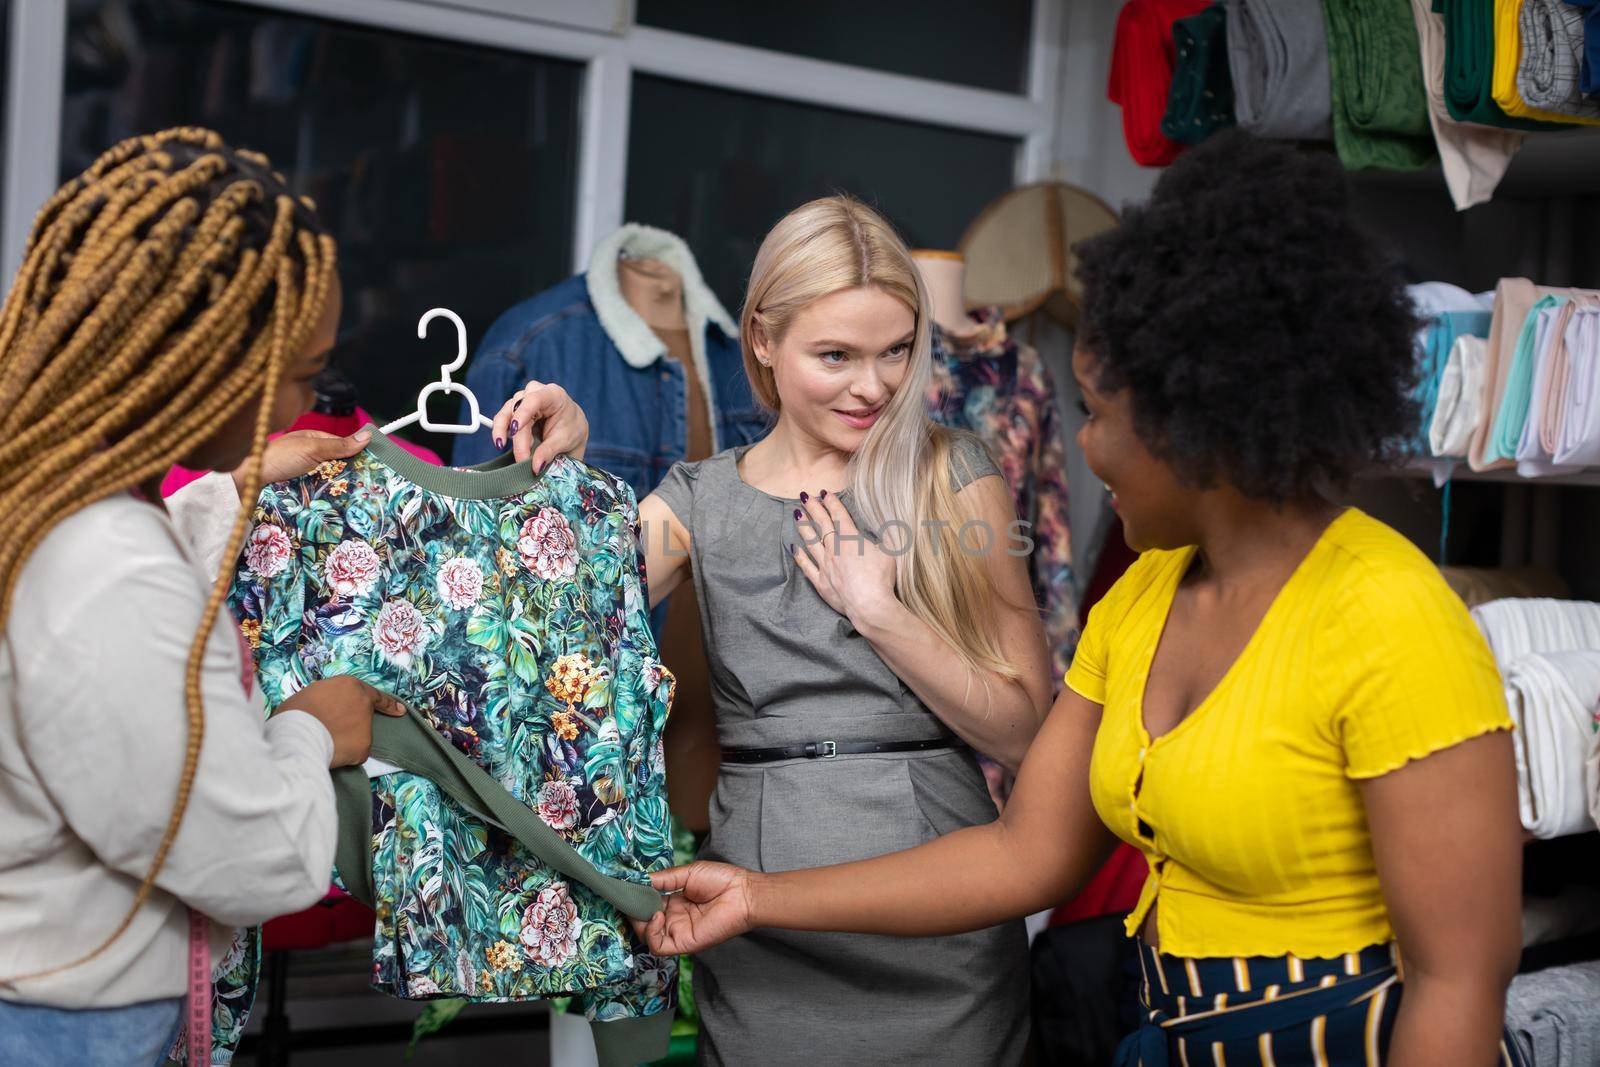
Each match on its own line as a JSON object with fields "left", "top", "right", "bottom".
{"left": 627, "top": 75, "right": 1019, "bottom": 316}
{"left": 60, "top": 0, "right": 581, "bottom": 460}
{"left": 636, "top": 0, "right": 1033, "bottom": 95}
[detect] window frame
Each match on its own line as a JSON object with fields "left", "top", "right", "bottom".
{"left": 3, "top": 0, "right": 1064, "bottom": 292}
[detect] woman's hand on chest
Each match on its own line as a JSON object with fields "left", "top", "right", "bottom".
{"left": 788, "top": 490, "right": 899, "bottom": 629}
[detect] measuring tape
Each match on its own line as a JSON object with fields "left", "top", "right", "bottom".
{"left": 185, "top": 909, "right": 212, "bottom": 1065}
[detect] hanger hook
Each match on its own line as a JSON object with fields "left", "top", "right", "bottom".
{"left": 418, "top": 308, "right": 468, "bottom": 380}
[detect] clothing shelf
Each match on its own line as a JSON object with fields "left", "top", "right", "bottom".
{"left": 1349, "top": 129, "right": 1600, "bottom": 199}
{"left": 1370, "top": 461, "right": 1600, "bottom": 490}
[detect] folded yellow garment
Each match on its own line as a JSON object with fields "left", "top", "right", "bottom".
{"left": 1494, "top": 0, "right": 1600, "bottom": 125}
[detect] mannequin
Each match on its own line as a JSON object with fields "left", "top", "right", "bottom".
{"left": 912, "top": 249, "right": 980, "bottom": 339}
{"left": 618, "top": 253, "right": 720, "bottom": 832}
{"left": 617, "top": 254, "right": 688, "bottom": 331}
{"left": 618, "top": 255, "right": 713, "bottom": 460}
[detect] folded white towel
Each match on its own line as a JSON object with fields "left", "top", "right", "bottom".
{"left": 1430, "top": 334, "right": 1488, "bottom": 457}
{"left": 1470, "top": 598, "right": 1600, "bottom": 667}
{"left": 1554, "top": 305, "right": 1600, "bottom": 467}
{"left": 1503, "top": 651, "right": 1600, "bottom": 838}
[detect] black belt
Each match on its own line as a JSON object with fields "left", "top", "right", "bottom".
{"left": 719, "top": 738, "right": 964, "bottom": 764}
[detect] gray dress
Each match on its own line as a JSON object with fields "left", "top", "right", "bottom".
{"left": 652, "top": 433, "right": 1030, "bottom": 1067}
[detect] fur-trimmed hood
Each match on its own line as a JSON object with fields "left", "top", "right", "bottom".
{"left": 585, "top": 224, "right": 738, "bottom": 373}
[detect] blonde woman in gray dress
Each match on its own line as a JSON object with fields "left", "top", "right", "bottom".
{"left": 495, "top": 195, "right": 1052, "bottom": 1064}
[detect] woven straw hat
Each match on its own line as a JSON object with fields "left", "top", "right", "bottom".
{"left": 958, "top": 181, "right": 1119, "bottom": 326}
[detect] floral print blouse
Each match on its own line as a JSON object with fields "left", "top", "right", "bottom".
{"left": 927, "top": 311, "right": 1078, "bottom": 805}
{"left": 228, "top": 431, "right": 676, "bottom": 1028}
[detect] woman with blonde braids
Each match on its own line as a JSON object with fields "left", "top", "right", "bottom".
{"left": 0, "top": 128, "right": 591, "bottom": 1064}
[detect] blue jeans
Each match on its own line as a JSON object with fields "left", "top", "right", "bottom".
{"left": 0, "top": 995, "right": 182, "bottom": 1066}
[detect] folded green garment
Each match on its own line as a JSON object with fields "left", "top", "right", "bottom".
{"left": 1437, "top": 0, "right": 1574, "bottom": 130}
{"left": 1323, "top": 0, "right": 1437, "bottom": 170}
{"left": 1488, "top": 294, "right": 1567, "bottom": 462}
{"left": 332, "top": 704, "right": 668, "bottom": 1067}
{"left": 1161, "top": 4, "right": 1235, "bottom": 146}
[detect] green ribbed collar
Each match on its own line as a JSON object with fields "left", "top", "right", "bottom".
{"left": 360, "top": 424, "right": 539, "bottom": 500}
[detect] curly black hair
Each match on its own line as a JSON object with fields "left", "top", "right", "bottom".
{"left": 1073, "top": 131, "right": 1420, "bottom": 502}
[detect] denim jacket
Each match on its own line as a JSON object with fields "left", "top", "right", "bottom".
{"left": 456, "top": 224, "right": 770, "bottom": 501}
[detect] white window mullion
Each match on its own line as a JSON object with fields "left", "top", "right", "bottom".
{"left": 1020, "top": 0, "right": 1066, "bottom": 183}
{"left": 212, "top": 0, "right": 612, "bottom": 64}
{"left": 3, "top": 0, "right": 67, "bottom": 287}
{"left": 573, "top": 50, "right": 631, "bottom": 274}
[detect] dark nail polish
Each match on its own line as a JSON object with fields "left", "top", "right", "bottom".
{"left": 494, "top": 436, "right": 504, "bottom": 450}
{"left": 819, "top": 490, "right": 828, "bottom": 499}
{"left": 793, "top": 509, "right": 803, "bottom": 520}
{"left": 509, "top": 419, "right": 519, "bottom": 434}
{"left": 799, "top": 491, "right": 808, "bottom": 503}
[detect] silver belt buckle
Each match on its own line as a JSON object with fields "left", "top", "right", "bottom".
{"left": 817, "top": 740, "right": 837, "bottom": 759}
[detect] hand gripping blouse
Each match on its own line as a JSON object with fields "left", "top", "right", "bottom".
{"left": 227, "top": 430, "right": 676, "bottom": 1035}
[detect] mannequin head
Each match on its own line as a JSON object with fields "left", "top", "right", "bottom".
{"left": 910, "top": 250, "right": 971, "bottom": 336}
{"left": 616, "top": 255, "right": 687, "bottom": 331}
{"left": 740, "top": 195, "right": 929, "bottom": 457}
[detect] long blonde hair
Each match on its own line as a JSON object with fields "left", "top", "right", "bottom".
{"left": 742, "top": 195, "right": 1023, "bottom": 691}
{"left": 0, "top": 128, "right": 336, "bottom": 983}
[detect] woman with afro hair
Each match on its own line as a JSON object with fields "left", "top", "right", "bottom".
{"left": 636, "top": 132, "right": 1527, "bottom": 1067}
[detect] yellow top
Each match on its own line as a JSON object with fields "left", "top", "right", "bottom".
{"left": 1066, "top": 509, "right": 1513, "bottom": 959}
{"left": 1493, "top": 0, "right": 1598, "bottom": 126}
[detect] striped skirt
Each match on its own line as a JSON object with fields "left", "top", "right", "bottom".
{"left": 1116, "top": 941, "right": 1526, "bottom": 1067}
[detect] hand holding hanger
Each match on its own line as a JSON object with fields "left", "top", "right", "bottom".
{"left": 380, "top": 308, "right": 588, "bottom": 474}
{"left": 490, "top": 380, "right": 591, "bottom": 476}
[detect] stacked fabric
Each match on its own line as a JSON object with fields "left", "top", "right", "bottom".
{"left": 1108, "top": 1, "right": 1600, "bottom": 206}
{"left": 1226, "top": 0, "right": 1334, "bottom": 140}
{"left": 1412, "top": 277, "right": 1600, "bottom": 475}
{"left": 1506, "top": 959, "right": 1600, "bottom": 1066}
{"left": 1570, "top": 0, "right": 1600, "bottom": 99}
{"left": 1410, "top": 0, "right": 1526, "bottom": 209}
{"left": 1161, "top": 4, "right": 1235, "bottom": 145}
{"left": 1323, "top": 0, "right": 1439, "bottom": 170}
{"left": 1406, "top": 282, "right": 1495, "bottom": 455}
{"left": 1502, "top": 651, "right": 1600, "bottom": 837}
{"left": 1470, "top": 597, "right": 1600, "bottom": 663}
{"left": 1470, "top": 598, "right": 1600, "bottom": 841}
{"left": 1499, "top": 0, "right": 1600, "bottom": 123}
{"left": 1439, "top": 0, "right": 1575, "bottom": 129}
{"left": 1109, "top": 0, "right": 1211, "bottom": 166}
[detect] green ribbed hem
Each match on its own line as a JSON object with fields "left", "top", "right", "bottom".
{"left": 592, "top": 1010, "right": 674, "bottom": 1067}
{"left": 361, "top": 423, "right": 542, "bottom": 500}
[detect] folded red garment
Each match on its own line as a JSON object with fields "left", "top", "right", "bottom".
{"left": 1108, "top": 0, "right": 1211, "bottom": 166}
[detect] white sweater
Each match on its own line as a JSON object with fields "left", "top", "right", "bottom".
{"left": 0, "top": 473, "right": 335, "bottom": 1007}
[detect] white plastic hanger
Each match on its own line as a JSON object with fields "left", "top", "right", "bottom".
{"left": 380, "top": 308, "right": 494, "bottom": 435}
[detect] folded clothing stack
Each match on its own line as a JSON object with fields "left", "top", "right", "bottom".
{"left": 1407, "top": 277, "right": 1600, "bottom": 476}
{"left": 1470, "top": 598, "right": 1600, "bottom": 841}
{"left": 1109, "top": 0, "right": 1211, "bottom": 166}
{"left": 1506, "top": 959, "right": 1600, "bottom": 1067}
